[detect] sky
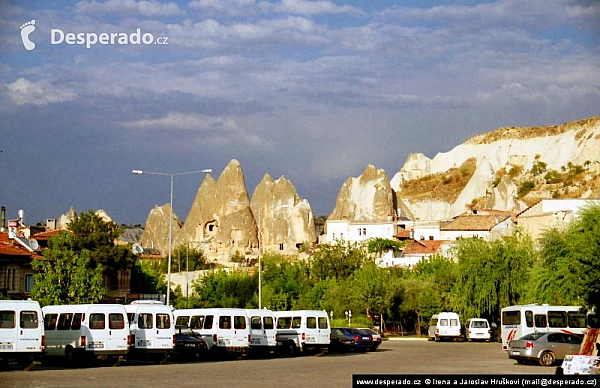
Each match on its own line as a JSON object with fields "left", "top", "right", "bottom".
{"left": 1, "top": 0, "right": 599, "bottom": 226}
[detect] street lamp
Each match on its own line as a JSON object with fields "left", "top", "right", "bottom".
{"left": 132, "top": 168, "right": 212, "bottom": 306}
{"left": 345, "top": 310, "right": 352, "bottom": 326}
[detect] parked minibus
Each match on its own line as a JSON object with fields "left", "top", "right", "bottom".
{"left": 501, "top": 304, "right": 594, "bottom": 350}
{"left": 0, "top": 300, "right": 45, "bottom": 366}
{"left": 427, "top": 314, "right": 438, "bottom": 341}
{"left": 245, "top": 308, "right": 278, "bottom": 354}
{"left": 42, "top": 304, "right": 130, "bottom": 363}
{"left": 273, "top": 310, "right": 330, "bottom": 356}
{"left": 124, "top": 300, "right": 174, "bottom": 361}
{"left": 433, "top": 312, "right": 461, "bottom": 342}
{"left": 173, "top": 308, "right": 251, "bottom": 355}
{"left": 464, "top": 318, "right": 491, "bottom": 342}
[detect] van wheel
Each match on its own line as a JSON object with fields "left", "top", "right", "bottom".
{"left": 65, "top": 347, "right": 76, "bottom": 365}
{"left": 283, "top": 342, "right": 297, "bottom": 357}
{"left": 539, "top": 351, "right": 555, "bottom": 367}
{"left": 434, "top": 335, "right": 440, "bottom": 342}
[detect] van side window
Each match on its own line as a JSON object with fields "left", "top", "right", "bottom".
{"left": 190, "top": 315, "right": 204, "bottom": 329}
{"left": 251, "top": 316, "right": 262, "bottom": 330}
{"left": 548, "top": 311, "right": 567, "bottom": 328}
{"left": 90, "top": 313, "right": 105, "bottom": 330}
{"left": 318, "top": 317, "right": 328, "bottom": 329}
{"left": 219, "top": 316, "right": 232, "bottom": 329}
{"left": 534, "top": 314, "right": 547, "bottom": 328}
{"left": 204, "top": 315, "right": 213, "bottom": 329}
{"left": 20, "top": 311, "right": 38, "bottom": 329}
{"left": 109, "top": 313, "right": 125, "bottom": 330}
{"left": 234, "top": 316, "right": 246, "bottom": 330}
{"left": 568, "top": 312, "right": 586, "bottom": 328}
{"left": 176, "top": 316, "right": 190, "bottom": 327}
{"left": 440, "top": 319, "right": 448, "bottom": 326}
{"left": 292, "top": 317, "right": 301, "bottom": 329}
{"left": 139, "top": 313, "right": 153, "bottom": 329}
{"left": 157, "top": 314, "right": 171, "bottom": 329}
{"left": 525, "top": 311, "right": 534, "bottom": 327}
{"left": 264, "top": 316, "right": 274, "bottom": 330}
{"left": 57, "top": 313, "right": 74, "bottom": 330}
{"left": 0, "top": 310, "right": 15, "bottom": 329}
{"left": 72, "top": 313, "right": 83, "bottom": 330}
{"left": 44, "top": 313, "right": 58, "bottom": 330}
{"left": 307, "top": 317, "right": 317, "bottom": 329}
{"left": 450, "top": 319, "right": 458, "bottom": 326}
{"left": 277, "top": 317, "right": 291, "bottom": 329}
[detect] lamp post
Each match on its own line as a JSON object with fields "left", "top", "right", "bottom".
{"left": 345, "top": 310, "right": 352, "bottom": 326}
{"left": 132, "top": 168, "right": 212, "bottom": 306}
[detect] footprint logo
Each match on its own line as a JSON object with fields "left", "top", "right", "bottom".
{"left": 20, "top": 20, "right": 36, "bottom": 51}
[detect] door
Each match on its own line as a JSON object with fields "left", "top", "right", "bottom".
{"left": 0, "top": 308, "right": 17, "bottom": 353}
{"left": 250, "top": 315, "right": 266, "bottom": 346}
{"left": 155, "top": 312, "right": 174, "bottom": 350}
{"left": 107, "top": 312, "right": 128, "bottom": 352}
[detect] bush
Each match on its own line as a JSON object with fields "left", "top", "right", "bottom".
{"left": 544, "top": 170, "right": 562, "bottom": 184}
{"left": 518, "top": 181, "right": 535, "bottom": 197}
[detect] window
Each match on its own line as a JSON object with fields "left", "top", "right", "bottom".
{"left": 72, "top": 313, "right": 83, "bottom": 330}
{"left": 44, "top": 313, "right": 58, "bottom": 330}
{"left": 525, "top": 311, "right": 533, "bottom": 327}
{"left": 109, "top": 313, "right": 125, "bottom": 330}
{"left": 190, "top": 315, "right": 205, "bottom": 329}
{"left": 439, "top": 319, "right": 448, "bottom": 327}
{"left": 363, "top": 228, "right": 367, "bottom": 236}
{"left": 25, "top": 273, "right": 34, "bottom": 293}
{"left": 219, "top": 316, "right": 232, "bottom": 329}
{"left": 318, "top": 317, "right": 328, "bottom": 329}
{"left": 127, "top": 313, "right": 135, "bottom": 324}
{"left": 548, "top": 311, "right": 567, "bottom": 328}
{"left": 251, "top": 316, "right": 262, "bottom": 330}
{"left": 203, "top": 315, "right": 213, "bottom": 329}
{"left": 176, "top": 316, "right": 190, "bottom": 327}
{"left": 534, "top": 314, "right": 547, "bottom": 328}
{"left": 57, "top": 313, "right": 74, "bottom": 330}
{"left": 450, "top": 319, "right": 458, "bottom": 326}
{"left": 90, "top": 313, "right": 105, "bottom": 330}
{"left": 306, "top": 317, "right": 316, "bottom": 329}
{"left": 567, "top": 312, "right": 586, "bottom": 328}
{"left": 292, "top": 317, "right": 301, "bottom": 329}
{"left": 277, "top": 317, "right": 291, "bottom": 329}
{"left": 0, "top": 310, "right": 16, "bottom": 329}
{"left": 20, "top": 311, "right": 38, "bottom": 329}
{"left": 279, "top": 243, "right": 284, "bottom": 250}
{"left": 139, "top": 313, "right": 153, "bottom": 329}
{"left": 234, "top": 316, "right": 246, "bottom": 330}
{"left": 264, "top": 317, "right": 274, "bottom": 330}
{"left": 157, "top": 314, "right": 171, "bottom": 329}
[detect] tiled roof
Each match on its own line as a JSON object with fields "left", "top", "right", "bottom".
{"left": 440, "top": 214, "right": 510, "bottom": 231}
{"left": 394, "top": 229, "right": 411, "bottom": 239}
{"left": 403, "top": 239, "right": 445, "bottom": 255}
{"left": 0, "top": 232, "right": 35, "bottom": 256}
{"left": 30, "top": 229, "right": 66, "bottom": 240}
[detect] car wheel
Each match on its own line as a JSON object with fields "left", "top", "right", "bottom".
{"left": 539, "top": 351, "right": 556, "bottom": 367}
{"left": 283, "top": 342, "right": 297, "bottom": 357}
{"left": 516, "top": 359, "right": 525, "bottom": 364}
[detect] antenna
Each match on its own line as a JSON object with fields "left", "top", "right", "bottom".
{"left": 132, "top": 243, "right": 144, "bottom": 254}
{"left": 28, "top": 239, "right": 39, "bottom": 251}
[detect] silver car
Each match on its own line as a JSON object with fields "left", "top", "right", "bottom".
{"left": 507, "top": 332, "right": 583, "bottom": 366}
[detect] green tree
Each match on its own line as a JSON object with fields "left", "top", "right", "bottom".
{"left": 309, "top": 240, "right": 368, "bottom": 281}
{"left": 130, "top": 261, "right": 166, "bottom": 295}
{"left": 68, "top": 209, "right": 136, "bottom": 271}
{"left": 347, "top": 262, "right": 401, "bottom": 321}
{"left": 31, "top": 233, "right": 105, "bottom": 306}
{"left": 452, "top": 233, "right": 536, "bottom": 320}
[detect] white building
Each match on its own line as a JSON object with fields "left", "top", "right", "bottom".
{"left": 439, "top": 214, "right": 514, "bottom": 241}
{"left": 325, "top": 220, "right": 396, "bottom": 244}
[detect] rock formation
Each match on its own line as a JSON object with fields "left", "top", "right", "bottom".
{"left": 178, "top": 159, "right": 257, "bottom": 262}
{"left": 56, "top": 206, "right": 114, "bottom": 229}
{"left": 251, "top": 174, "right": 316, "bottom": 253}
{"left": 393, "top": 116, "right": 600, "bottom": 220}
{"left": 328, "top": 164, "right": 396, "bottom": 222}
{"left": 138, "top": 203, "right": 181, "bottom": 253}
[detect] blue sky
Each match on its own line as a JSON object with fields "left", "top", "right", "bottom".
{"left": 1, "top": 0, "right": 599, "bottom": 226}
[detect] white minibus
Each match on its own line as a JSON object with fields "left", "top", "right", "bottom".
{"left": 245, "top": 308, "right": 278, "bottom": 354}
{"left": 464, "top": 318, "right": 491, "bottom": 342}
{"left": 273, "top": 310, "right": 330, "bottom": 356}
{"left": 0, "top": 300, "right": 45, "bottom": 366}
{"left": 173, "top": 308, "right": 251, "bottom": 355}
{"left": 501, "top": 304, "right": 592, "bottom": 350}
{"left": 124, "top": 300, "right": 174, "bottom": 360}
{"left": 42, "top": 304, "right": 130, "bottom": 363}
{"left": 427, "top": 314, "right": 438, "bottom": 341}
{"left": 433, "top": 312, "right": 461, "bottom": 342}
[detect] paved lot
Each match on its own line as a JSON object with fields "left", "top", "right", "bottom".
{"left": 1, "top": 339, "right": 558, "bottom": 388}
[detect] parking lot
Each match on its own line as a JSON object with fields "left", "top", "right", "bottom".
{"left": 2, "top": 339, "right": 557, "bottom": 388}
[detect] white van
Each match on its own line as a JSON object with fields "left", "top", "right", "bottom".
{"left": 464, "top": 318, "right": 491, "bottom": 342}
{"left": 434, "top": 312, "right": 461, "bottom": 342}
{"left": 173, "top": 308, "right": 251, "bottom": 355}
{"left": 273, "top": 310, "right": 330, "bottom": 356}
{"left": 245, "top": 308, "right": 278, "bottom": 353}
{"left": 427, "top": 314, "right": 438, "bottom": 341}
{"left": 42, "top": 304, "right": 130, "bottom": 363}
{"left": 124, "top": 300, "right": 174, "bottom": 360}
{"left": 0, "top": 300, "right": 45, "bottom": 366}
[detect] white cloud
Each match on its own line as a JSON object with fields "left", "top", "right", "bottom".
{"left": 76, "top": 0, "right": 184, "bottom": 17}
{"left": 7, "top": 78, "right": 77, "bottom": 105}
{"left": 274, "top": 0, "right": 363, "bottom": 16}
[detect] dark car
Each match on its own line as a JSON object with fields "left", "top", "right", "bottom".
{"left": 507, "top": 332, "right": 583, "bottom": 366}
{"left": 172, "top": 325, "right": 208, "bottom": 360}
{"left": 358, "top": 328, "right": 382, "bottom": 351}
{"left": 330, "top": 327, "right": 374, "bottom": 352}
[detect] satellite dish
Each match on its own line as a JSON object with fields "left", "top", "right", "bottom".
{"left": 28, "top": 239, "right": 39, "bottom": 251}
{"left": 132, "top": 243, "right": 144, "bottom": 254}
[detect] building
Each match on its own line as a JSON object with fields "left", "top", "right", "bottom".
{"left": 0, "top": 232, "right": 39, "bottom": 299}
{"left": 440, "top": 214, "right": 514, "bottom": 241}
{"left": 325, "top": 220, "right": 397, "bottom": 244}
